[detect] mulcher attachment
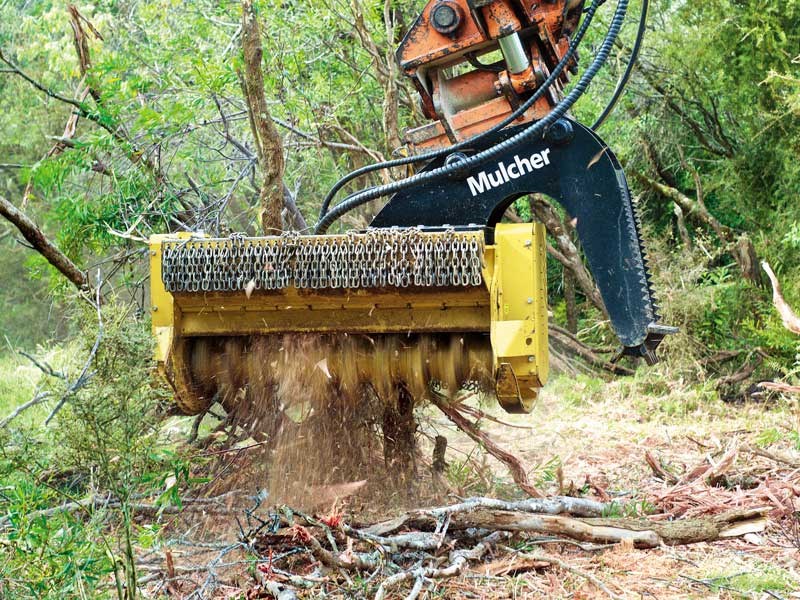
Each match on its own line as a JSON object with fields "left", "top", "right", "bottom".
{"left": 149, "top": 0, "right": 676, "bottom": 419}
{"left": 371, "top": 118, "right": 676, "bottom": 360}
{"left": 150, "top": 224, "right": 550, "bottom": 416}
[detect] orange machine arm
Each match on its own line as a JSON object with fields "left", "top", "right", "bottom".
{"left": 397, "top": 0, "right": 584, "bottom": 150}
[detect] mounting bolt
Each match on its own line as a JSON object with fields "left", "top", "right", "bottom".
{"left": 445, "top": 152, "right": 470, "bottom": 180}
{"left": 431, "top": 1, "right": 463, "bottom": 35}
{"left": 527, "top": 297, "right": 533, "bottom": 304}
{"left": 544, "top": 118, "right": 575, "bottom": 145}
{"left": 528, "top": 356, "right": 535, "bottom": 362}
{"left": 524, "top": 240, "right": 532, "bottom": 248}
{"left": 150, "top": 250, "right": 156, "bottom": 256}
{"left": 152, "top": 306, "right": 158, "bottom": 312}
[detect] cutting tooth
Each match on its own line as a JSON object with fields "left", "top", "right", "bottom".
{"left": 626, "top": 193, "right": 661, "bottom": 322}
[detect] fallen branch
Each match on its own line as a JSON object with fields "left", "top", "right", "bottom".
{"left": 445, "top": 506, "right": 769, "bottom": 548}
{"left": 374, "top": 531, "right": 509, "bottom": 600}
{"left": 759, "top": 381, "right": 800, "bottom": 395}
{"left": 550, "top": 324, "right": 634, "bottom": 376}
{"left": 365, "top": 495, "right": 614, "bottom": 537}
{"left": 717, "top": 357, "right": 762, "bottom": 387}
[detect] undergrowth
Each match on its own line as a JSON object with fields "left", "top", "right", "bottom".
{"left": 0, "top": 300, "right": 184, "bottom": 600}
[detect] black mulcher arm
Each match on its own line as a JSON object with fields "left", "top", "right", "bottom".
{"left": 370, "top": 118, "right": 677, "bottom": 362}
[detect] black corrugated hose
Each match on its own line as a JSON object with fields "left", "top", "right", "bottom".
{"left": 315, "top": 0, "right": 630, "bottom": 234}
{"left": 317, "top": 0, "right": 605, "bottom": 221}
{"left": 592, "top": 0, "right": 649, "bottom": 130}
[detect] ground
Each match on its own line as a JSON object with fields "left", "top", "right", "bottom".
{"left": 2, "top": 353, "right": 799, "bottom": 599}
{"left": 147, "top": 368, "right": 800, "bottom": 599}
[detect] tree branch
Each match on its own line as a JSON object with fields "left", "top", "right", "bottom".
{"left": 0, "top": 195, "right": 89, "bottom": 291}
{"left": 431, "top": 394, "right": 542, "bottom": 498}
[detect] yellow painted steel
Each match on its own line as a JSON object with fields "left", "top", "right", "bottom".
{"left": 489, "top": 222, "right": 549, "bottom": 413}
{"left": 149, "top": 223, "right": 549, "bottom": 413}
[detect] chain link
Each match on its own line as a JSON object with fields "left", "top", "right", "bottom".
{"left": 162, "top": 229, "right": 485, "bottom": 293}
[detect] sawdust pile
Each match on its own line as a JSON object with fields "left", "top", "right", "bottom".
{"left": 189, "top": 333, "right": 492, "bottom": 507}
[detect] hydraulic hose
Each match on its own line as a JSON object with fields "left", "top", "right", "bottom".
{"left": 592, "top": 0, "right": 649, "bottom": 130}
{"left": 317, "top": 0, "right": 604, "bottom": 221}
{"left": 315, "top": 0, "right": 629, "bottom": 234}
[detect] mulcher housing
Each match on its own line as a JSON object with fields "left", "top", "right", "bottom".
{"left": 150, "top": 224, "right": 549, "bottom": 414}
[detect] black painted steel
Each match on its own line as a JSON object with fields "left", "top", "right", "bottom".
{"left": 370, "top": 118, "right": 675, "bottom": 360}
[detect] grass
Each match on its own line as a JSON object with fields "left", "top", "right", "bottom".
{"left": 0, "top": 353, "right": 44, "bottom": 423}
{"left": 696, "top": 563, "right": 797, "bottom": 596}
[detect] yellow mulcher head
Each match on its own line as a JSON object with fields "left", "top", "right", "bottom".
{"left": 150, "top": 224, "right": 549, "bottom": 416}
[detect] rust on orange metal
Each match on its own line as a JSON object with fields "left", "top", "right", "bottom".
{"left": 395, "top": 0, "right": 584, "bottom": 151}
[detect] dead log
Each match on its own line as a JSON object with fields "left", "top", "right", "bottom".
{"left": 0, "top": 195, "right": 89, "bottom": 291}
{"left": 364, "top": 495, "right": 614, "bottom": 536}
{"left": 445, "top": 506, "right": 769, "bottom": 548}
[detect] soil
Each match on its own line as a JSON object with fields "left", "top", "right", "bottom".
{"left": 147, "top": 374, "right": 800, "bottom": 599}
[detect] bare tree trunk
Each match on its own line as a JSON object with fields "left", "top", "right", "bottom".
{"left": 241, "top": 0, "right": 285, "bottom": 235}
{"left": 381, "top": 0, "right": 401, "bottom": 152}
{"left": 563, "top": 269, "right": 578, "bottom": 333}
{"left": 0, "top": 196, "right": 88, "bottom": 291}
{"left": 351, "top": 0, "right": 402, "bottom": 156}
{"left": 673, "top": 203, "right": 692, "bottom": 248}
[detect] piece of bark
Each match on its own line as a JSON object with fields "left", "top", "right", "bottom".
{"left": 680, "top": 445, "right": 737, "bottom": 484}
{"left": 0, "top": 195, "right": 89, "bottom": 291}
